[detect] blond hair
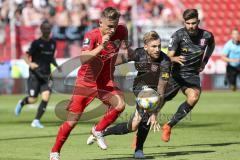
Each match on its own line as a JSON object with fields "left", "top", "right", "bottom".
{"left": 101, "top": 7, "right": 121, "bottom": 20}
{"left": 143, "top": 31, "right": 160, "bottom": 44}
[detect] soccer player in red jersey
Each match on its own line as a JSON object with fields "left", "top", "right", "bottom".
{"left": 50, "top": 7, "right": 130, "bottom": 160}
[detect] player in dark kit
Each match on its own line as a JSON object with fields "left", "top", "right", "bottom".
{"left": 133, "top": 9, "right": 215, "bottom": 149}
{"left": 86, "top": 31, "right": 171, "bottom": 158}
{"left": 15, "top": 21, "right": 61, "bottom": 128}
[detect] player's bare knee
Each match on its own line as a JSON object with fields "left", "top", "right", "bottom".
{"left": 131, "top": 122, "right": 139, "bottom": 131}
{"left": 115, "top": 102, "right": 125, "bottom": 112}
{"left": 187, "top": 93, "right": 200, "bottom": 106}
{"left": 42, "top": 91, "right": 50, "bottom": 101}
{"left": 28, "top": 97, "right": 37, "bottom": 103}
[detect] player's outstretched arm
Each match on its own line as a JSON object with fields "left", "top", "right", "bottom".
{"left": 221, "top": 55, "right": 240, "bottom": 63}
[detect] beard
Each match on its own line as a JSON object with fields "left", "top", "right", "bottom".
{"left": 187, "top": 28, "right": 198, "bottom": 36}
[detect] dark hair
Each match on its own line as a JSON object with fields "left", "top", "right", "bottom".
{"left": 143, "top": 31, "right": 160, "bottom": 44}
{"left": 183, "top": 9, "right": 198, "bottom": 21}
{"left": 40, "top": 20, "right": 51, "bottom": 28}
{"left": 101, "top": 7, "right": 120, "bottom": 20}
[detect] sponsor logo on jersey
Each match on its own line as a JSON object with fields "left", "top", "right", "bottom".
{"left": 83, "top": 38, "right": 90, "bottom": 47}
{"left": 162, "top": 72, "right": 169, "bottom": 79}
{"left": 183, "top": 37, "right": 188, "bottom": 43}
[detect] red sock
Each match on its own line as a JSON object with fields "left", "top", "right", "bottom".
{"left": 95, "top": 108, "right": 122, "bottom": 131}
{"left": 51, "top": 122, "right": 74, "bottom": 152}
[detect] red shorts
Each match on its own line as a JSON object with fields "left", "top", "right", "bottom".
{"left": 67, "top": 78, "right": 123, "bottom": 114}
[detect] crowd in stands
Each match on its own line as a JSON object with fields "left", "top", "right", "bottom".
{"left": 0, "top": 0, "right": 183, "bottom": 58}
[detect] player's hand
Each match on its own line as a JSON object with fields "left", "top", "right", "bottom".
{"left": 29, "top": 62, "right": 39, "bottom": 69}
{"left": 171, "top": 56, "right": 185, "bottom": 66}
{"left": 102, "top": 34, "right": 111, "bottom": 48}
{"left": 147, "top": 113, "right": 161, "bottom": 133}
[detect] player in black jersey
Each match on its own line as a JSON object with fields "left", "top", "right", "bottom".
{"left": 14, "top": 21, "right": 61, "bottom": 128}
{"left": 161, "top": 8, "right": 215, "bottom": 142}
{"left": 86, "top": 31, "right": 171, "bottom": 158}
{"left": 133, "top": 9, "right": 215, "bottom": 148}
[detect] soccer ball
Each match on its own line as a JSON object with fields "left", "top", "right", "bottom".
{"left": 136, "top": 87, "right": 159, "bottom": 111}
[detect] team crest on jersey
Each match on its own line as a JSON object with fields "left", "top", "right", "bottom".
{"left": 151, "top": 64, "right": 158, "bottom": 72}
{"left": 113, "top": 39, "right": 121, "bottom": 48}
{"left": 83, "top": 38, "right": 90, "bottom": 46}
{"left": 200, "top": 39, "right": 206, "bottom": 46}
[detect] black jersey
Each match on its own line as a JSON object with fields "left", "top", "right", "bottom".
{"left": 27, "top": 38, "right": 56, "bottom": 75}
{"left": 168, "top": 28, "right": 215, "bottom": 77}
{"left": 132, "top": 48, "right": 171, "bottom": 95}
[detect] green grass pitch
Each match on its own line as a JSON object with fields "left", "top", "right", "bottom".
{"left": 0, "top": 91, "right": 239, "bottom": 160}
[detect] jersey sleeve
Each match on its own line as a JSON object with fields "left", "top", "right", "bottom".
{"left": 160, "top": 53, "right": 171, "bottom": 81}
{"left": 81, "top": 32, "right": 96, "bottom": 51}
{"left": 168, "top": 31, "right": 180, "bottom": 51}
{"left": 27, "top": 40, "right": 38, "bottom": 56}
{"left": 118, "top": 24, "right": 128, "bottom": 40}
{"left": 223, "top": 41, "right": 231, "bottom": 56}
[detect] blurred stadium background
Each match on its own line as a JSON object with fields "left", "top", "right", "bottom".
{"left": 0, "top": 1, "right": 239, "bottom": 160}
{"left": 0, "top": 0, "right": 240, "bottom": 94}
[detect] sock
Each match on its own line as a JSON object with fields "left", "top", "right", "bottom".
{"left": 168, "top": 101, "right": 193, "bottom": 128}
{"left": 35, "top": 100, "right": 48, "bottom": 120}
{"left": 20, "top": 97, "right": 29, "bottom": 106}
{"left": 135, "top": 120, "right": 150, "bottom": 152}
{"left": 51, "top": 122, "right": 74, "bottom": 152}
{"left": 95, "top": 107, "right": 123, "bottom": 131}
{"left": 103, "top": 122, "right": 130, "bottom": 136}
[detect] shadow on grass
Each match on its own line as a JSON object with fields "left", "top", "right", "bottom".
{"left": 150, "top": 141, "right": 240, "bottom": 149}
{"left": 91, "top": 150, "right": 215, "bottom": 160}
{"left": 175, "top": 122, "right": 226, "bottom": 128}
{"left": 0, "top": 132, "right": 89, "bottom": 141}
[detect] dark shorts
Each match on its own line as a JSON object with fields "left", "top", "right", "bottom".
{"left": 164, "top": 74, "right": 201, "bottom": 101}
{"left": 226, "top": 65, "right": 240, "bottom": 86}
{"left": 28, "top": 74, "right": 51, "bottom": 97}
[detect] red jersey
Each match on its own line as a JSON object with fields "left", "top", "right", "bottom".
{"left": 78, "top": 24, "right": 128, "bottom": 84}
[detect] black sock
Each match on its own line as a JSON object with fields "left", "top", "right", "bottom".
{"left": 168, "top": 101, "right": 193, "bottom": 128}
{"left": 103, "top": 122, "right": 131, "bottom": 137}
{"left": 35, "top": 100, "right": 48, "bottom": 120}
{"left": 135, "top": 120, "right": 150, "bottom": 152}
{"left": 20, "top": 97, "right": 29, "bottom": 107}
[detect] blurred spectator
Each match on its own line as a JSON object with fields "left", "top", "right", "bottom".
{"left": 22, "top": 0, "right": 42, "bottom": 26}
{"left": 221, "top": 28, "right": 240, "bottom": 91}
{"left": 0, "top": 0, "right": 185, "bottom": 59}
